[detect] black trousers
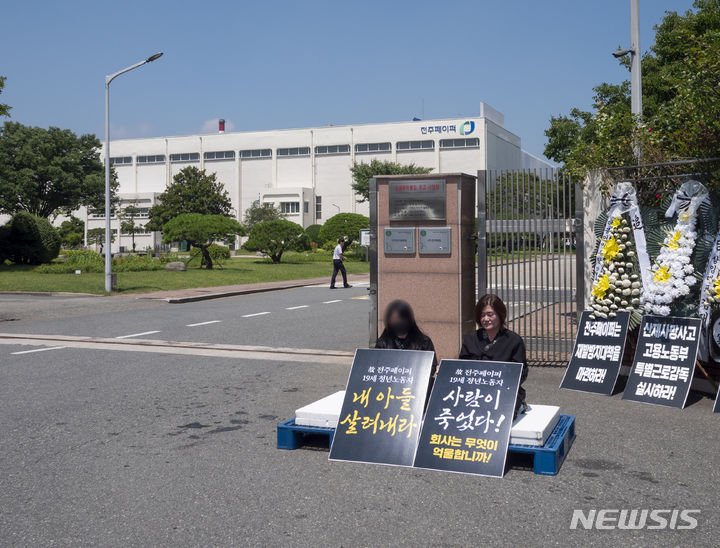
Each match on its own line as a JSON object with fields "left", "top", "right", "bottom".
{"left": 331, "top": 259, "right": 347, "bottom": 287}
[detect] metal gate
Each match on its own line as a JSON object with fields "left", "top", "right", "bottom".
{"left": 477, "top": 169, "right": 584, "bottom": 365}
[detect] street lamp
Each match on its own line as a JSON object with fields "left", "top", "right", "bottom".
{"left": 104, "top": 52, "right": 163, "bottom": 292}
{"left": 612, "top": 0, "right": 642, "bottom": 158}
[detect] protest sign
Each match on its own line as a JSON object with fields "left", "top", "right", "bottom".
{"left": 622, "top": 315, "right": 701, "bottom": 408}
{"left": 329, "top": 348, "right": 434, "bottom": 466}
{"left": 560, "top": 310, "right": 630, "bottom": 395}
{"left": 413, "top": 359, "right": 522, "bottom": 478}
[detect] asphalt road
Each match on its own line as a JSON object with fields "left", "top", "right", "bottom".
{"left": 0, "top": 283, "right": 371, "bottom": 351}
{"left": 1, "top": 285, "right": 719, "bottom": 546}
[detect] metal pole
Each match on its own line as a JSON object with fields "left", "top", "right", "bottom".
{"left": 630, "top": 0, "right": 642, "bottom": 118}
{"left": 630, "top": 0, "right": 643, "bottom": 159}
{"left": 102, "top": 53, "right": 164, "bottom": 293}
{"left": 574, "top": 180, "right": 585, "bottom": 321}
{"left": 476, "top": 170, "right": 487, "bottom": 298}
{"left": 104, "top": 80, "right": 112, "bottom": 292}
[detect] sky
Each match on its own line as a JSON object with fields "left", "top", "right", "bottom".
{"left": 0, "top": 0, "right": 698, "bottom": 160}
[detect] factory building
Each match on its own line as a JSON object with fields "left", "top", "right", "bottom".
{"left": 89, "top": 102, "right": 552, "bottom": 252}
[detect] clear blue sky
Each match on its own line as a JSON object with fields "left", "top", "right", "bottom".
{"left": 0, "top": 0, "right": 697, "bottom": 160}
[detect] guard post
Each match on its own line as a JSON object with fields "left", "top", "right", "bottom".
{"left": 369, "top": 173, "right": 477, "bottom": 360}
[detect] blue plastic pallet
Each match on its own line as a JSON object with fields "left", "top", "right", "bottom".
{"left": 508, "top": 414, "right": 576, "bottom": 476}
{"left": 277, "top": 419, "right": 336, "bottom": 450}
{"left": 277, "top": 414, "right": 576, "bottom": 476}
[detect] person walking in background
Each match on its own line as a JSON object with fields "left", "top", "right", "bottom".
{"left": 330, "top": 238, "right": 352, "bottom": 289}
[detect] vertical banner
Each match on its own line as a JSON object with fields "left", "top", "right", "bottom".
{"left": 413, "top": 360, "right": 522, "bottom": 478}
{"left": 560, "top": 311, "right": 630, "bottom": 395}
{"left": 329, "top": 348, "right": 434, "bottom": 467}
{"left": 622, "top": 316, "right": 701, "bottom": 408}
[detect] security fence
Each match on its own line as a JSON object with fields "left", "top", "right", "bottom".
{"left": 477, "top": 169, "right": 583, "bottom": 365}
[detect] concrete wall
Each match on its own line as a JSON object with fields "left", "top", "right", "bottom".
{"left": 582, "top": 169, "right": 611, "bottom": 308}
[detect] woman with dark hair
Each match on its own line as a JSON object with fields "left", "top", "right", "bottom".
{"left": 375, "top": 300, "right": 438, "bottom": 403}
{"left": 459, "top": 294, "right": 528, "bottom": 418}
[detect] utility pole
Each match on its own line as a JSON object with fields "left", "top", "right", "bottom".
{"left": 630, "top": 0, "right": 642, "bottom": 120}
{"left": 613, "top": 0, "right": 643, "bottom": 160}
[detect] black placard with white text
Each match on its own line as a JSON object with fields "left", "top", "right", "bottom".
{"left": 413, "top": 359, "right": 522, "bottom": 478}
{"left": 560, "top": 310, "right": 630, "bottom": 395}
{"left": 622, "top": 315, "right": 701, "bottom": 408}
{"left": 329, "top": 348, "right": 434, "bottom": 467}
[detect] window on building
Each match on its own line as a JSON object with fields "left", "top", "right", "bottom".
{"left": 314, "top": 144, "right": 350, "bottom": 155}
{"left": 240, "top": 148, "right": 272, "bottom": 159}
{"left": 439, "top": 138, "right": 480, "bottom": 149}
{"left": 280, "top": 202, "right": 300, "bottom": 214}
{"left": 276, "top": 147, "right": 310, "bottom": 157}
{"left": 169, "top": 152, "right": 200, "bottom": 163}
{"left": 121, "top": 226, "right": 152, "bottom": 236}
{"left": 204, "top": 150, "right": 235, "bottom": 161}
{"left": 88, "top": 208, "right": 117, "bottom": 219}
{"left": 354, "top": 142, "right": 391, "bottom": 153}
{"left": 315, "top": 196, "right": 322, "bottom": 220}
{"left": 137, "top": 155, "right": 166, "bottom": 164}
{"left": 304, "top": 201, "right": 309, "bottom": 214}
{"left": 396, "top": 140, "right": 434, "bottom": 151}
{"left": 110, "top": 156, "right": 132, "bottom": 165}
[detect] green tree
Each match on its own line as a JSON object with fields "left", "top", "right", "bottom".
{"left": 0, "top": 76, "right": 10, "bottom": 118}
{"left": 57, "top": 216, "right": 85, "bottom": 248}
{"left": 488, "top": 173, "right": 574, "bottom": 220}
{"left": 243, "top": 201, "right": 283, "bottom": 229}
{"left": 162, "top": 213, "right": 244, "bottom": 270}
{"left": 120, "top": 203, "right": 142, "bottom": 253}
{"left": 87, "top": 227, "right": 114, "bottom": 254}
{"left": 0, "top": 122, "right": 113, "bottom": 218}
{"left": 304, "top": 223, "right": 325, "bottom": 246}
{"left": 318, "top": 213, "right": 369, "bottom": 247}
{"left": 147, "top": 167, "right": 233, "bottom": 231}
{"left": 188, "top": 243, "right": 231, "bottom": 268}
{"left": 350, "top": 159, "right": 432, "bottom": 202}
{"left": 0, "top": 211, "right": 61, "bottom": 264}
{"left": 544, "top": 1, "right": 720, "bottom": 180}
{"left": 243, "top": 219, "right": 307, "bottom": 263}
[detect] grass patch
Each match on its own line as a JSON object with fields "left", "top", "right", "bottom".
{"left": 0, "top": 256, "right": 369, "bottom": 295}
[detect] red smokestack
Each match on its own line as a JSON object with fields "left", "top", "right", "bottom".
{"left": 218, "top": 119, "right": 225, "bottom": 133}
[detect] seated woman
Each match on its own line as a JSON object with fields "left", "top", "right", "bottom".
{"left": 459, "top": 294, "right": 528, "bottom": 418}
{"left": 375, "top": 299, "right": 438, "bottom": 403}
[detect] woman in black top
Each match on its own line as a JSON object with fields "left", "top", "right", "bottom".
{"left": 459, "top": 294, "right": 528, "bottom": 418}
{"left": 375, "top": 300, "right": 438, "bottom": 404}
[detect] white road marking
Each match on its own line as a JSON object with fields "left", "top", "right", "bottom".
{"left": 285, "top": 305, "right": 309, "bottom": 310}
{"left": 186, "top": 320, "right": 222, "bottom": 327}
{"left": 308, "top": 281, "right": 369, "bottom": 288}
{"left": 115, "top": 330, "right": 161, "bottom": 339}
{"left": 11, "top": 346, "right": 65, "bottom": 355}
{"left": 242, "top": 312, "right": 271, "bottom": 318}
{"left": 323, "top": 299, "right": 342, "bottom": 304}
{"left": 0, "top": 334, "right": 355, "bottom": 365}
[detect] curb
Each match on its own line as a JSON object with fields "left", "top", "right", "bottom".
{"left": 0, "top": 291, "right": 101, "bottom": 297}
{"left": 1, "top": 277, "right": 369, "bottom": 303}
{"left": 163, "top": 281, "right": 326, "bottom": 303}
{"left": 157, "top": 277, "right": 369, "bottom": 304}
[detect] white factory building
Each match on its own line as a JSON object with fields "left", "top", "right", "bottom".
{"left": 89, "top": 102, "right": 552, "bottom": 253}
